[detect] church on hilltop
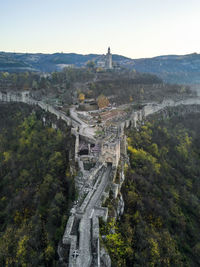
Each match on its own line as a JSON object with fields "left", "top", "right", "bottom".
{"left": 97, "top": 47, "right": 112, "bottom": 69}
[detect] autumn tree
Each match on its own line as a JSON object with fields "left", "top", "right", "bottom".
{"left": 97, "top": 94, "right": 109, "bottom": 109}
{"left": 79, "top": 93, "right": 85, "bottom": 102}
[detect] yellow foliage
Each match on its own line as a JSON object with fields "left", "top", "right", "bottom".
{"left": 124, "top": 162, "right": 129, "bottom": 174}
{"left": 65, "top": 169, "right": 71, "bottom": 177}
{"left": 148, "top": 215, "right": 163, "bottom": 228}
{"left": 128, "top": 145, "right": 160, "bottom": 174}
{"left": 102, "top": 218, "right": 130, "bottom": 266}
{"left": 124, "top": 162, "right": 128, "bottom": 169}
{"left": 79, "top": 93, "right": 85, "bottom": 102}
{"left": 128, "top": 146, "right": 137, "bottom": 154}
{"left": 149, "top": 143, "right": 159, "bottom": 157}
{"left": 149, "top": 238, "right": 160, "bottom": 264}
{"left": 97, "top": 94, "right": 109, "bottom": 109}
{"left": 14, "top": 209, "right": 30, "bottom": 224}
{"left": 16, "top": 235, "right": 29, "bottom": 267}
{"left": 1, "top": 196, "right": 6, "bottom": 202}
{"left": 170, "top": 188, "right": 179, "bottom": 201}
{"left": 176, "top": 132, "right": 192, "bottom": 160}
{"left": 155, "top": 217, "right": 163, "bottom": 228}
{"left": 133, "top": 210, "right": 140, "bottom": 222}
{"left": 3, "top": 151, "right": 11, "bottom": 163}
{"left": 45, "top": 244, "right": 54, "bottom": 261}
{"left": 126, "top": 137, "right": 131, "bottom": 145}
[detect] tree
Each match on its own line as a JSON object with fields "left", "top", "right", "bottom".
{"left": 86, "top": 60, "right": 95, "bottom": 69}
{"left": 97, "top": 94, "right": 109, "bottom": 109}
{"left": 79, "top": 93, "right": 85, "bottom": 102}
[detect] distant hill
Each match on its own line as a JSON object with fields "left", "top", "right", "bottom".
{"left": 1, "top": 51, "right": 200, "bottom": 84}
{"left": 133, "top": 53, "right": 200, "bottom": 84}
{"left": 0, "top": 52, "right": 130, "bottom": 73}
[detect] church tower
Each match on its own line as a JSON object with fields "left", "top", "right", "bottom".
{"left": 105, "top": 47, "right": 112, "bottom": 69}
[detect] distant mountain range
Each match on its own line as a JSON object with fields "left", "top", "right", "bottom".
{"left": 1, "top": 51, "right": 200, "bottom": 84}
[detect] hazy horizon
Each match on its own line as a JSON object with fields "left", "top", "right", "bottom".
{"left": 1, "top": 0, "right": 200, "bottom": 59}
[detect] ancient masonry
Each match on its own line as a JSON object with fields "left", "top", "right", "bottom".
{"left": 1, "top": 91, "right": 200, "bottom": 266}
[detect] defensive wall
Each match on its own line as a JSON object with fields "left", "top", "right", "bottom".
{"left": 2, "top": 91, "right": 200, "bottom": 266}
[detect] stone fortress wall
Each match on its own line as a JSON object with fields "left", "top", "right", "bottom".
{"left": 1, "top": 90, "right": 200, "bottom": 266}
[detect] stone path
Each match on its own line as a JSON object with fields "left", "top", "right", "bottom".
{"left": 76, "top": 165, "right": 111, "bottom": 267}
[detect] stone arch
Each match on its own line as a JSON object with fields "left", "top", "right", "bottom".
{"left": 106, "top": 157, "right": 113, "bottom": 163}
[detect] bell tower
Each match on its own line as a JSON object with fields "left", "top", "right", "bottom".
{"left": 105, "top": 47, "right": 112, "bottom": 69}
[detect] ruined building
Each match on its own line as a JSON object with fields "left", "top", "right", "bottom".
{"left": 100, "top": 139, "right": 120, "bottom": 167}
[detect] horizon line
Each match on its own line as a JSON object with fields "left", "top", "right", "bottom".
{"left": 0, "top": 50, "right": 199, "bottom": 60}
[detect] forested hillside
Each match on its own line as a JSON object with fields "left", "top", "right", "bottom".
{"left": 101, "top": 112, "right": 200, "bottom": 266}
{"left": 0, "top": 68, "right": 194, "bottom": 106}
{"left": 0, "top": 103, "right": 75, "bottom": 266}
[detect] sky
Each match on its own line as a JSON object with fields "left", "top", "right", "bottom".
{"left": 0, "top": 0, "right": 200, "bottom": 58}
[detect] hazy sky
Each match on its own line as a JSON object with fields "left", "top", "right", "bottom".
{"left": 1, "top": 0, "right": 200, "bottom": 58}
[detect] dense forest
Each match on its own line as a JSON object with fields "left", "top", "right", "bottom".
{"left": 0, "top": 103, "right": 75, "bottom": 266}
{"left": 101, "top": 112, "right": 200, "bottom": 266}
{"left": 0, "top": 68, "right": 194, "bottom": 106}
